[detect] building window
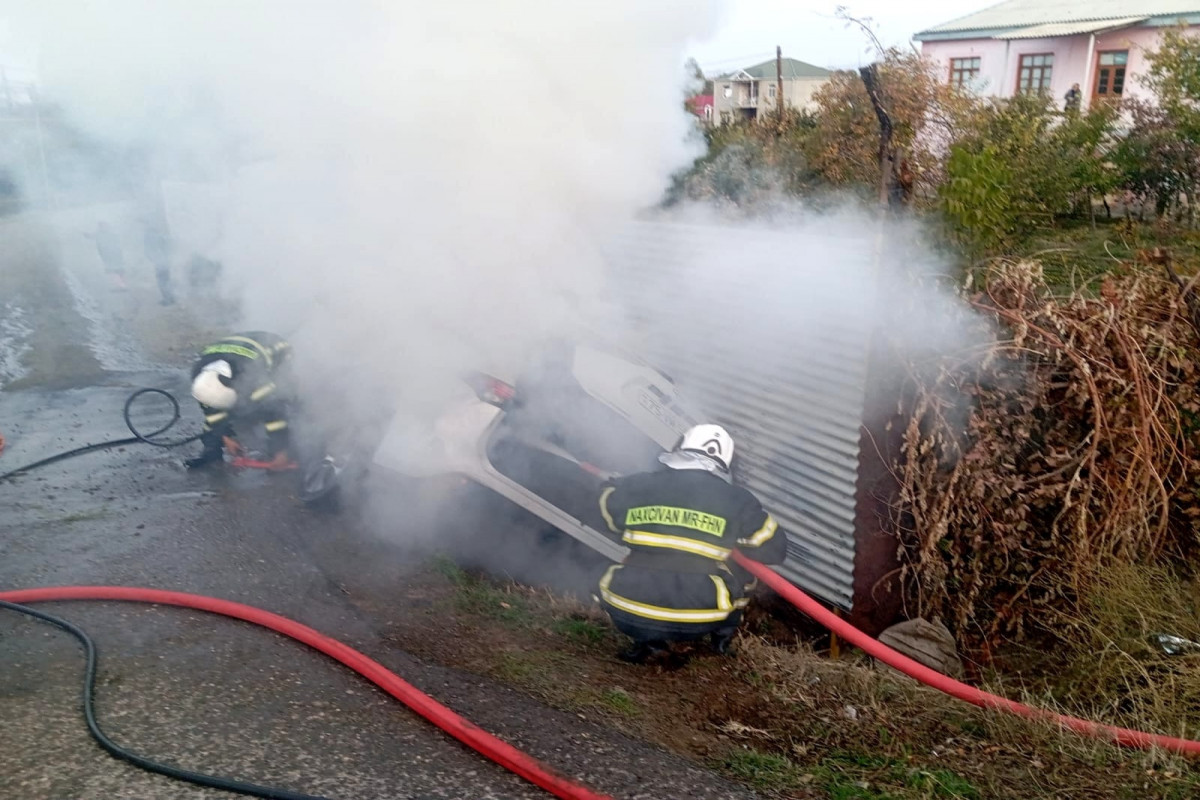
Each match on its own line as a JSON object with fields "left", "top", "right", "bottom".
{"left": 1018, "top": 53, "right": 1053, "bottom": 94}
{"left": 1094, "top": 50, "right": 1128, "bottom": 101}
{"left": 949, "top": 57, "right": 981, "bottom": 88}
{"left": 722, "top": 84, "right": 732, "bottom": 98}
{"left": 769, "top": 83, "right": 777, "bottom": 100}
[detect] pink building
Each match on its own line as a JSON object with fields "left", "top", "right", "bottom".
{"left": 914, "top": 0, "right": 1200, "bottom": 109}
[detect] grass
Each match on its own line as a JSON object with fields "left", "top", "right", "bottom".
{"left": 719, "top": 745, "right": 980, "bottom": 799}
{"left": 592, "top": 687, "right": 639, "bottom": 716}
{"left": 455, "top": 582, "right": 532, "bottom": 625}
{"left": 553, "top": 616, "right": 611, "bottom": 646}
{"left": 721, "top": 746, "right": 976, "bottom": 799}
{"left": 905, "top": 769, "right": 980, "bottom": 799}
{"left": 414, "top": 556, "right": 1200, "bottom": 799}
{"left": 432, "top": 555, "right": 536, "bottom": 626}
{"left": 493, "top": 651, "right": 642, "bottom": 717}
{"left": 430, "top": 554, "right": 469, "bottom": 584}
{"left": 494, "top": 651, "right": 560, "bottom": 685}
{"left": 983, "top": 562, "right": 1200, "bottom": 745}
{"left": 801, "top": 753, "right": 979, "bottom": 800}
{"left": 1011, "top": 217, "right": 1200, "bottom": 294}
{"left": 720, "top": 748, "right": 808, "bottom": 793}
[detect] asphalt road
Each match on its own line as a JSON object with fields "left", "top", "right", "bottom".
{"left": 0, "top": 374, "right": 755, "bottom": 800}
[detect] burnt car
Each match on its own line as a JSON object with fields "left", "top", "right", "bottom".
{"left": 371, "top": 340, "right": 702, "bottom": 560}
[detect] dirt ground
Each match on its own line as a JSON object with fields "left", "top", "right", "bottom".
{"left": 351, "top": 559, "right": 1200, "bottom": 800}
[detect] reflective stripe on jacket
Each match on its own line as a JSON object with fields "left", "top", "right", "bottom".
{"left": 596, "top": 466, "right": 788, "bottom": 631}
{"left": 192, "top": 331, "right": 291, "bottom": 414}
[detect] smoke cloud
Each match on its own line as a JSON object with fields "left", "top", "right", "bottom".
{"left": 3, "top": 3, "right": 990, "bottom": 594}
{"left": 4, "top": 1, "right": 725, "bottom": 419}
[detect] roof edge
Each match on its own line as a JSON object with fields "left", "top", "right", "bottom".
{"left": 915, "top": 9, "right": 1200, "bottom": 38}
{"left": 914, "top": 27, "right": 1019, "bottom": 41}
{"left": 915, "top": 14, "right": 1200, "bottom": 41}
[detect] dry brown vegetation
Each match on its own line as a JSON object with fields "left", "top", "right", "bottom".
{"left": 895, "top": 256, "right": 1200, "bottom": 651}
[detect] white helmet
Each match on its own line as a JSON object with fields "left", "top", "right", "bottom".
{"left": 678, "top": 423, "right": 734, "bottom": 471}
{"left": 191, "top": 360, "right": 237, "bottom": 410}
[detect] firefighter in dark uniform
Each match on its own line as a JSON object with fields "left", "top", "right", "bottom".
{"left": 597, "top": 423, "right": 788, "bottom": 663}
{"left": 185, "top": 331, "right": 295, "bottom": 470}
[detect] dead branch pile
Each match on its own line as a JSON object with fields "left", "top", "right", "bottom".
{"left": 894, "top": 260, "right": 1200, "bottom": 654}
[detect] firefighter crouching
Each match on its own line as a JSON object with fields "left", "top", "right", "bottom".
{"left": 186, "top": 331, "right": 296, "bottom": 470}
{"left": 597, "top": 423, "right": 789, "bottom": 664}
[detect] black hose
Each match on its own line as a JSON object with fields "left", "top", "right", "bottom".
{"left": 0, "top": 598, "right": 332, "bottom": 800}
{"left": 122, "top": 388, "right": 205, "bottom": 448}
{"left": 0, "top": 388, "right": 201, "bottom": 483}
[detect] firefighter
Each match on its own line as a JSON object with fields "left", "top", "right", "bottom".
{"left": 596, "top": 423, "right": 788, "bottom": 664}
{"left": 185, "top": 331, "right": 295, "bottom": 470}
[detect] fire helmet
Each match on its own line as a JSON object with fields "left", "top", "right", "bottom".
{"left": 191, "top": 360, "right": 237, "bottom": 410}
{"left": 678, "top": 423, "right": 734, "bottom": 471}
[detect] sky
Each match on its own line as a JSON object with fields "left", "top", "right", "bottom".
{"left": 686, "top": 0, "right": 992, "bottom": 75}
{"left": 0, "top": 19, "right": 34, "bottom": 80}
{"left": 2, "top": 1, "right": 996, "bottom": 85}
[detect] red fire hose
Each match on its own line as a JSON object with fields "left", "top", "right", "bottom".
{"left": 0, "top": 586, "right": 612, "bottom": 800}
{"left": 733, "top": 552, "right": 1200, "bottom": 756}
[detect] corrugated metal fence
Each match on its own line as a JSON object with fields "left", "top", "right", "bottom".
{"left": 602, "top": 220, "right": 877, "bottom": 609}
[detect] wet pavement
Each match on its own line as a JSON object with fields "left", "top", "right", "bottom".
{"left": 0, "top": 378, "right": 759, "bottom": 800}
{"left": 0, "top": 212, "right": 755, "bottom": 799}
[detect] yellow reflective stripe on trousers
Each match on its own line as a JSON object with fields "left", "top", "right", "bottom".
{"left": 598, "top": 566, "right": 732, "bottom": 623}
{"left": 223, "top": 336, "right": 274, "bottom": 368}
{"left": 204, "top": 411, "right": 228, "bottom": 426}
{"left": 264, "top": 420, "right": 288, "bottom": 432}
{"left": 738, "top": 514, "right": 778, "bottom": 547}
{"left": 710, "top": 575, "right": 733, "bottom": 612}
{"left": 599, "top": 487, "right": 619, "bottom": 533}
{"left": 249, "top": 382, "right": 276, "bottom": 402}
{"left": 621, "top": 530, "right": 731, "bottom": 560}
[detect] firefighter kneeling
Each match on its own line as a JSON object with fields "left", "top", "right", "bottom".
{"left": 186, "top": 331, "right": 296, "bottom": 471}
{"left": 597, "top": 424, "right": 788, "bottom": 664}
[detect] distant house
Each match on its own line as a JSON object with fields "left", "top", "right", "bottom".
{"left": 686, "top": 93, "right": 715, "bottom": 125}
{"left": 914, "top": 0, "right": 1200, "bottom": 109}
{"left": 712, "top": 57, "right": 831, "bottom": 125}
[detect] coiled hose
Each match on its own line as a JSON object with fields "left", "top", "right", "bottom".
{"left": 0, "top": 597, "right": 331, "bottom": 800}
{"left": 0, "top": 390, "right": 612, "bottom": 797}
{"left": 0, "top": 388, "right": 200, "bottom": 482}
{"left": 0, "top": 587, "right": 613, "bottom": 800}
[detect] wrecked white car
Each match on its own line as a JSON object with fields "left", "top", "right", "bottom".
{"left": 371, "top": 341, "right": 703, "bottom": 560}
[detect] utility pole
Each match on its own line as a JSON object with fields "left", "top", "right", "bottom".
{"left": 776, "top": 46, "right": 784, "bottom": 123}
{"left": 858, "top": 64, "right": 892, "bottom": 210}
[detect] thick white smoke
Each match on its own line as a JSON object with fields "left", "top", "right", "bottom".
{"left": 3, "top": 4, "right": 994, "bottom": 598}
{"left": 4, "top": 1, "right": 725, "bottom": 418}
